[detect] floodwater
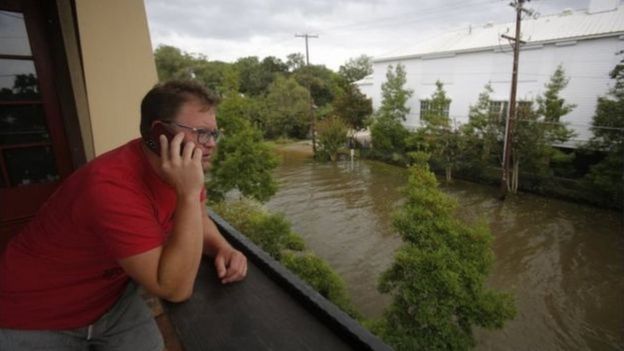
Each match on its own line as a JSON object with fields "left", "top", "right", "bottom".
{"left": 265, "top": 146, "right": 624, "bottom": 351}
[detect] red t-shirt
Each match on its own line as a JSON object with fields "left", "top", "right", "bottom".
{"left": 0, "top": 139, "right": 197, "bottom": 330}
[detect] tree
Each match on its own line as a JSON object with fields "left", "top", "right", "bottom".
{"left": 192, "top": 59, "right": 231, "bottom": 94}
{"left": 208, "top": 98, "right": 279, "bottom": 202}
{"left": 377, "top": 63, "right": 412, "bottom": 122}
{"left": 509, "top": 103, "right": 549, "bottom": 191}
{"left": 420, "top": 81, "right": 458, "bottom": 182}
{"left": 508, "top": 67, "right": 576, "bottom": 192}
{"left": 293, "top": 64, "right": 340, "bottom": 108}
{"left": 286, "top": 53, "right": 306, "bottom": 72}
{"left": 461, "top": 83, "right": 502, "bottom": 173}
{"left": 374, "top": 152, "right": 516, "bottom": 351}
{"left": 585, "top": 52, "right": 624, "bottom": 204}
{"left": 234, "top": 56, "right": 286, "bottom": 96}
{"left": 316, "top": 116, "right": 348, "bottom": 161}
{"left": 338, "top": 55, "right": 373, "bottom": 84}
{"left": 535, "top": 65, "right": 576, "bottom": 167}
{"left": 264, "top": 76, "right": 312, "bottom": 139}
{"left": 154, "top": 45, "right": 194, "bottom": 81}
{"left": 332, "top": 83, "right": 372, "bottom": 131}
{"left": 370, "top": 64, "right": 412, "bottom": 158}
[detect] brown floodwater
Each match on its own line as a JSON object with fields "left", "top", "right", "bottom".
{"left": 265, "top": 147, "right": 624, "bottom": 351}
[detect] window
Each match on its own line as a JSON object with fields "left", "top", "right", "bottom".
{"left": 0, "top": 1, "right": 76, "bottom": 248}
{"left": 420, "top": 99, "right": 450, "bottom": 121}
{"left": 489, "top": 100, "right": 532, "bottom": 122}
{"left": 489, "top": 100, "right": 508, "bottom": 121}
{"left": 0, "top": 10, "right": 59, "bottom": 187}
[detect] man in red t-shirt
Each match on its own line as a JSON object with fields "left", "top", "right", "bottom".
{"left": 0, "top": 80, "right": 247, "bottom": 350}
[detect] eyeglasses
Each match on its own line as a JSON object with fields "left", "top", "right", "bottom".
{"left": 164, "top": 121, "right": 221, "bottom": 144}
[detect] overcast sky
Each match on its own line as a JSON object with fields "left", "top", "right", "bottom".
{"left": 145, "top": 0, "right": 595, "bottom": 70}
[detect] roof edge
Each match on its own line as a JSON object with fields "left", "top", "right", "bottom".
{"left": 373, "top": 31, "right": 624, "bottom": 64}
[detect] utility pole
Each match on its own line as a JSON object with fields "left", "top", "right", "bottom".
{"left": 500, "top": 0, "right": 529, "bottom": 198}
{"left": 295, "top": 33, "right": 318, "bottom": 65}
{"left": 295, "top": 33, "right": 319, "bottom": 155}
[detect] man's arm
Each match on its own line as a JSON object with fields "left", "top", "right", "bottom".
{"left": 118, "top": 134, "right": 205, "bottom": 302}
{"left": 202, "top": 213, "right": 247, "bottom": 284}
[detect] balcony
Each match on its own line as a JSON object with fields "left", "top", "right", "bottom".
{"left": 154, "top": 210, "right": 393, "bottom": 351}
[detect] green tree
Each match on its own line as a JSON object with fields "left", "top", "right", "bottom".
{"left": 420, "top": 81, "right": 458, "bottom": 182}
{"left": 370, "top": 64, "right": 412, "bottom": 158}
{"left": 316, "top": 116, "right": 348, "bottom": 161}
{"left": 374, "top": 152, "right": 516, "bottom": 351}
{"left": 264, "top": 76, "right": 312, "bottom": 139}
{"left": 535, "top": 65, "right": 576, "bottom": 167}
{"left": 293, "top": 64, "right": 340, "bottom": 108}
{"left": 192, "top": 59, "right": 231, "bottom": 94}
{"left": 585, "top": 52, "right": 624, "bottom": 204}
{"left": 338, "top": 55, "right": 373, "bottom": 84}
{"left": 461, "top": 83, "right": 502, "bottom": 174}
{"left": 370, "top": 115, "right": 410, "bottom": 159}
{"left": 286, "top": 53, "right": 306, "bottom": 72}
{"left": 333, "top": 83, "right": 373, "bottom": 131}
{"left": 208, "top": 102, "right": 279, "bottom": 202}
{"left": 508, "top": 67, "right": 576, "bottom": 192}
{"left": 377, "top": 63, "right": 412, "bottom": 122}
{"left": 509, "top": 103, "right": 548, "bottom": 191}
{"left": 154, "top": 45, "right": 194, "bottom": 81}
{"left": 234, "top": 56, "right": 287, "bottom": 96}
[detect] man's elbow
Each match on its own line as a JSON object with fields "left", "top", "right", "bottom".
{"left": 161, "top": 289, "right": 193, "bottom": 303}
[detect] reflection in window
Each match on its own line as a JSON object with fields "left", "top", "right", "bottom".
{"left": 0, "top": 11, "right": 32, "bottom": 56}
{"left": 0, "top": 168, "right": 6, "bottom": 187}
{"left": 0, "top": 60, "right": 40, "bottom": 100}
{"left": 3, "top": 146, "right": 59, "bottom": 187}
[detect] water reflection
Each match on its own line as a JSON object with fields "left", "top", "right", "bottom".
{"left": 266, "top": 148, "right": 624, "bottom": 351}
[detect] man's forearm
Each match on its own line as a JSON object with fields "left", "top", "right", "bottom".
{"left": 157, "top": 195, "right": 204, "bottom": 301}
{"left": 202, "top": 213, "right": 233, "bottom": 256}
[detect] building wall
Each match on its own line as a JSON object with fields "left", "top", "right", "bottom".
{"left": 74, "top": 0, "right": 158, "bottom": 156}
{"left": 363, "top": 35, "right": 623, "bottom": 145}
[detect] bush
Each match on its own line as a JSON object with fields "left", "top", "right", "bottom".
{"left": 211, "top": 200, "right": 359, "bottom": 319}
{"left": 281, "top": 251, "right": 361, "bottom": 319}
{"left": 316, "top": 116, "right": 348, "bottom": 161}
{"left": 370, "top": 115, "right": 409, "bottom": 156}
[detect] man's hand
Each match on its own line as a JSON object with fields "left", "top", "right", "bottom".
{"left": 214, "top": 248, "right": 247, "bottom": 284}
{"left": 160, "top": 132, "right": 204, "bottom": 197}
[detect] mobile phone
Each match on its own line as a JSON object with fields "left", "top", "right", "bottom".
{"left": 147, "top": 123, "right": 186, "bottom": 156}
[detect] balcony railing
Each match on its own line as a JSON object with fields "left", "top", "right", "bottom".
{"left": 162, "top": 210, "right": 394, "bottom": 351}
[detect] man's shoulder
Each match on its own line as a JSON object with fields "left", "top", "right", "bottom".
{"left": 88, "top": 139, "right": 144, "bottom": 176}
{"left": 74, "top": 139, "right": 147, "bottom": 195}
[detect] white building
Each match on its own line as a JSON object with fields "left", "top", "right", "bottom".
{"left": 356, "top": 0, "right": 624, "bottom": 146}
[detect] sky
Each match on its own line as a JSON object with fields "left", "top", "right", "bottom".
{"left": 145, "top": 0, "right": 595, "bottom": 71}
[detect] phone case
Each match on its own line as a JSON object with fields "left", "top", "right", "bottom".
{"left": 147, "top": 123, "right": 185, "bottom": 156}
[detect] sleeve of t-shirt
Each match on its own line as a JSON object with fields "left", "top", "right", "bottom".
{"left": 87, "top": 179, "right": 166, "bottom": 260}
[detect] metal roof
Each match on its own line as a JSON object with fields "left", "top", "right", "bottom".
{"left": 375, "top": 5, "right": 624, "bottom": 62}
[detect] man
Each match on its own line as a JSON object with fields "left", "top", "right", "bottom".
{"left": 0, "top": 80, "right": 247, "bottom": 350}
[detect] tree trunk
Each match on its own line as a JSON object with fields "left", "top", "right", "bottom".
{"left": 445, "top": 165, "right": 452, "bottom": 182}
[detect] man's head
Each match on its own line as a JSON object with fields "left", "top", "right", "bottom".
{"left": 141, "top": 80, "right": 220, "bottom": 169}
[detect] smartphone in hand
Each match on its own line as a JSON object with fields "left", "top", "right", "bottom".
{"left": 147, "top": 123, "right": 186, "bottom": 156}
